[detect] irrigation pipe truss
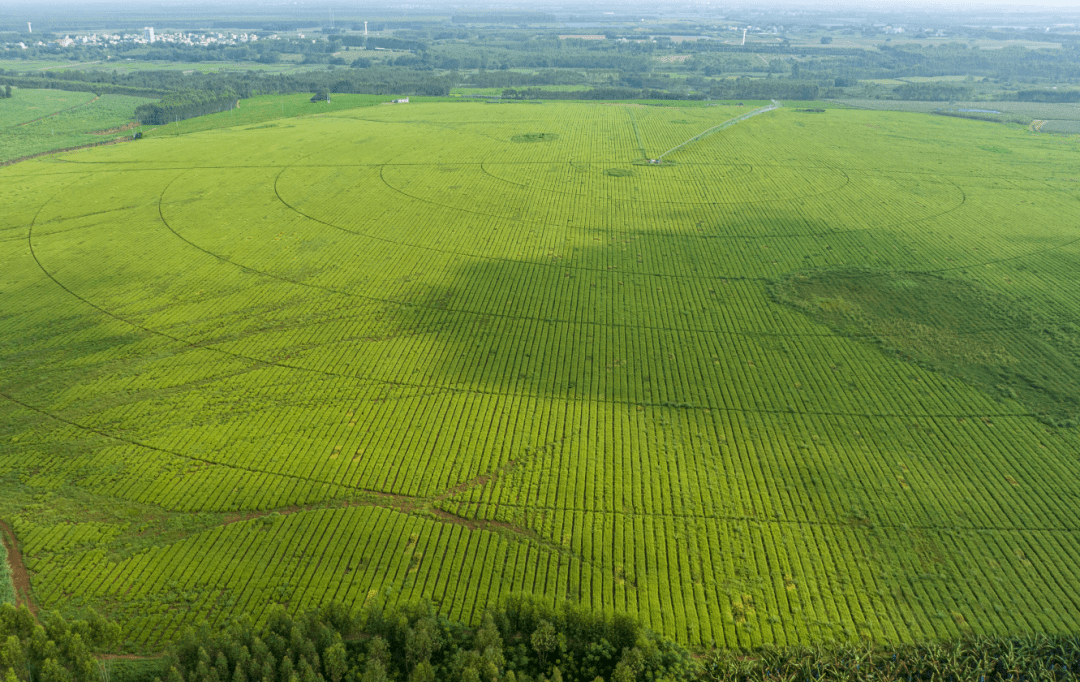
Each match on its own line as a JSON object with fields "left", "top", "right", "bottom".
{"left": 654, "top": 100, "right": 780, "bottom": 162}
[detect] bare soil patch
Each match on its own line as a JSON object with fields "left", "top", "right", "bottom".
{"left": 92, "top": 122, "right": 139, "bottom": 136}
{"left": 0, "top": 520, "right": 35, "bottom": 613}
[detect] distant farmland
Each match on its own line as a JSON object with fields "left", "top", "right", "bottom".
{"left": 2, "top": 100, "right": 1080, "bottom": 649}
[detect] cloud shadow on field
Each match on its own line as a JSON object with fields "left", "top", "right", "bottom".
{"left": 377, "top": 215, "right": 947, "bottom": 413}
{"left": 771, "top": 267, "right": 1080, "bottom": 427}
{"left": 371, "top": 228, "right": 1080, "bottom": 518}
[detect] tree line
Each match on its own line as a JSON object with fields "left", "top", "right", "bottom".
{"left": 134, "top": 91, "right": 240, "bottom": 125}
{"left": 5, "top": 597, "right": 1080, "bottom": 682}
{"left": 0, "top": 604, "right": 121, "bottom": 682}
{"left": 0, "top": 597, "right": 693, "bottom": 682}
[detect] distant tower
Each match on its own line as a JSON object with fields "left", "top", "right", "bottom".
{"left": 364, "top": 21, "right": 368, "bottom": 35}
{"left": 145, "top": 27, "right": 155, "bottom": 43}
{"left": 27, "top": 22, "right": 31, "bottom": 33}
{"left": 329, "top": 7, "right": 334, "bottom": 30}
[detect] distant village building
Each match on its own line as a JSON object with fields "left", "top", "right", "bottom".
{"left": 311, "top": 94, "right": 330, "bottom": 103}
{"left": 391, "top": 97, "right": 409, "bottom": 103}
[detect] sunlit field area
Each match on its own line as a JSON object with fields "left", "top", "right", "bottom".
{"left": 2, "top": 99, "right": 1080, "bottom": 649}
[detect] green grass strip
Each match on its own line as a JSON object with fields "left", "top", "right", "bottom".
{"left": 141, "top": 93, "right": 393, "bottom": 138}
{"left": 0, "top": 539, "right": 13, "bottom": 605}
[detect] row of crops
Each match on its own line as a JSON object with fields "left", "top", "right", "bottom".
{"left": 15, "top": 507, "right": 590, "bottom": 648}
{"left": 2, "top": 101, "right": 1080, "bottom": 649}
{"left": 12, "top": 502, "right": 1080, "bottom": 648}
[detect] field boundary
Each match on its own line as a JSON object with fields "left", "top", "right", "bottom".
{"left": 0, "top": 520, "right": 34, "bottom": 613}
{"left": 0, "top": 136, "right": 131, "bottom": 167}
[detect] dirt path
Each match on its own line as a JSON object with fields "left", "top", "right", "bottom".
{"left": 91, "top": 121, "right": 139, "bottom": 136}
{"left": 0, "top": 520, "right": 35, "bottom": 613}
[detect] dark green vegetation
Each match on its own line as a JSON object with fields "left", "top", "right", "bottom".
{"left": 0, "top": 603, "right": 122, "bottom": 682}
{"left": 134, "top": 92, "right": 240, "bottom": 126}
{"left": 168, "top": 597, "right": 692, "bottom": 682}
{"left": 511, "top": 133, "right": 560, "bottom": 143}
{"left": 771, "top": 270, "right": 1080, "bottom": 426}
{"left": 7, "top": 601, "right": 1080, "bottom": 682}
{"left": 0, "top": 599, "right": 692, "bottom": 682}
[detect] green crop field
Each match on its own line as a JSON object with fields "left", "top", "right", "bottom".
{"left": 0, "top": 89, "right": 98, "bottom": 126}
{"left": 2, "top": 99, "right": 1080, "bottom": 652}
{"left": 0, "top": 89, "right": 154, "bottom": 163}
{"left": 1039, "top": 120, "right": 1080, "bottom": 134}
{"left": 141, "top": 93, "right": 395, "bottom": 138}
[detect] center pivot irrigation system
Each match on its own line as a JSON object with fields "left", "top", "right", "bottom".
{"left": 648, "top": 100, "right": 781, "bottom": 164}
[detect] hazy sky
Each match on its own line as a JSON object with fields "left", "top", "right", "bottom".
{"left": 6, "top": 0, "right": 1080, "bottom": 7}
{"left": 6, "top": 0, "right": 1080, "bottom": 18}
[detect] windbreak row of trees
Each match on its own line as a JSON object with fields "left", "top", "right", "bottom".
{"left": 707, "top": 79, "right": 819, "bottom": 100}
{"left": 18, "top": 65, "right": 453, "bottom": 98}
{"left": 5, "top": 599, "right": 1080, "bottom": 682}
{"left": 891, "top": 82, "right": 972, "bottom": 101}
{"left": 1017, "top": 88, "right": 1080, "bottom": 102}
{"left": 134, "top": 91, "right": 240, "bottom": 125}
{"left": 0, "top": 598, "right": 693, "bottom": 682}
{"left": 166, "top": 596, "right": 692, "bottom": 682}
{"left": 501, "top": 86, "right": 644, "bottom": 100}
{"left": 0, "top": 69, "right": 166, "bottom": 97}
{"left": 498, "top": 80, "right": 819, "bottom": 101}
